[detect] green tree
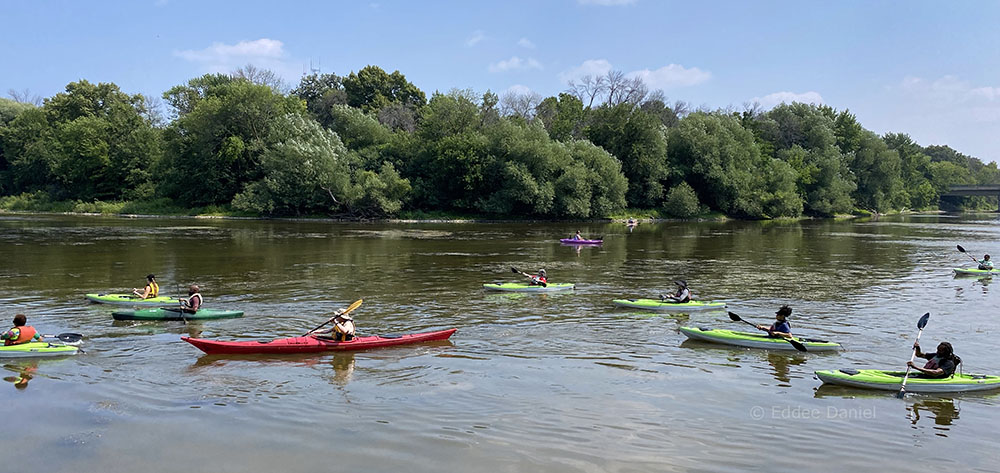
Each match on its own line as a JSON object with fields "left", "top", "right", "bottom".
{"left": 586, "top": 104, "right": 669, "bottom": 208}
{"left": 343, "top": 65, "right": 426, "bottom": 113}
{"left": 663, "top": 181, "right": 701, "bottom": 217}
{"left": 159, "top": 75, "right": 305, "bottom": 206}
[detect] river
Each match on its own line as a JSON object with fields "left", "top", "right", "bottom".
{"left": 1, "top": 213, "right": 997, "bottom": 472}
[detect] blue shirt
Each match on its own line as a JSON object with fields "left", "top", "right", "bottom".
{"left": 769, "top": 320, "right": 791, "bottom": 337}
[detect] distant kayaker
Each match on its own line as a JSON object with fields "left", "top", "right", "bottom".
{"left": 978, "top": 254, "right": 993, "bottom": 270}
{"left": 908, "top": 341, "right": 961, "bottom": 379}
{"left": 309, "top": 309, "right": 356, "bottom": 342}
{"left": 660, "top": 280, "right": 691, "bottom": 303}
{"left": 2, "top": 314, "right": 42, "bottom": 346}
{"left": 756, "top": 306, "right": 793, "bottom": 339}
{"left": 573, "top": 231, "right": 583, "bottom": 241}
{"left": 179, "top": 285, "right": 202, "bottom": 313}
{"left": 132, "top": 274, "right": 159, "bottom": 299}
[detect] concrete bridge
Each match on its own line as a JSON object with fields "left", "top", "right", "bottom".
{"left": 941, "top": 185, "right": 1000, "bottom": 210}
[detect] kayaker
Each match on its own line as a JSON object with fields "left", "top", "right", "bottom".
{"left": 978, "top": 254, "right": 993, "bottom": 270}
{"left": 179, "top": 285, "right": 202, "bottom": 313}
{"left": 660, "top": 280, "right": 691, "bottom": 303}
{"left": 309, "top": 309, "right": 357, "bottom": 342}
{"left": 573, "top": 231, "right": 583, "bottom": 241}
{"left": 756, "top": 306, "right": 793, "bottom": 339}
{"left": 908, "top": 341, "right": 961, "bottom": 379}
{"left": 529, "top": 269, "right": 547, "bottom": 286}
{"left": 132, "top": 274, "right": 159, "bottom": 299}
{"left": 2, "top": 314, "right": 42, "bottom": 346}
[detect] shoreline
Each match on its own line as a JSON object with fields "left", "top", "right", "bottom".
{"left": 0, "top": 208, "right": 954, "bottom": 224}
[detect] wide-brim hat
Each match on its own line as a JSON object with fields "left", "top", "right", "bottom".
{"left": 337, "top": 314, "right": 353, "bottom": 321}
{"left": 674, "top": 280, "right": 687, "bottom": 288}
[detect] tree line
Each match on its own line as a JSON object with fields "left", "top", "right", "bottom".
{"left": 1, "top": 65, "right": 997, "bottom": 219}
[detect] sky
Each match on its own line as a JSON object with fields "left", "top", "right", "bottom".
{"left": 3, "top": 0, "right": 999, "bottom": 162}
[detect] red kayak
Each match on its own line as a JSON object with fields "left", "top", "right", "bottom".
{"left": 182, "top": 328, "right": 457, "bottom": 355}
{"left": 560, "top": 238, "right": 603, "bottom": 245}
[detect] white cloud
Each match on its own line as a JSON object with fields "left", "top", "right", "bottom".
{"left": 505, "top": 84, "right": 534, "bottom": 96}
{"left": 489, "top": 56, "right": 543, "bottom": 73}
{"left": 518, "top": 38, "right": 535, "bottom": 49}
{"left": 578, "top": 0, "right": 636, "bottom": 5}
{"left": 466, "top": 30, "right": 486, "bottom": 47}
{"left": 558, "top": 59, "right": 613, "bottom": 83}
{"left": 175, "top": 38, "right": 285, "bottom": 65}
{"left": 883, "top": 74, "right": 1000, "bottom": 162}
{"left": 174, "top": 38, "right": 301, "bottom": 85}
{"left": 753, "top": 91, "right": 825, "bottom": 108}
{"left": 628, "top": 64, "right": 711, "bottom": 89}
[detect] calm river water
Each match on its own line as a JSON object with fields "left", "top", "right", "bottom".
{"left": 1, "top": 214, "right": 998, "bottom": 472}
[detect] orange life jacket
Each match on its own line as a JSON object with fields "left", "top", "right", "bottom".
{"left": 5, "top": 325, "right": 37, "bottom": 346}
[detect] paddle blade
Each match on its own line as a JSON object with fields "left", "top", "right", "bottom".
{"left": 917, "top": 312, "right": 930, "bottom": 330}
{"left": 341, "top": 298, "right": 364, "bottom": 316}
{"left": 957, "top": 245, "right": 967, "bottom": 253}
{"left": 895, "top": 388, "right": 907, "bottom": 399}
{"left": 788, "top": 338, "right": 808, "bottom": 352}
{"left": 45, "top": 333, "right": 83, "bottom": 344}
{"left": 727, "top": 311, "right": 742, "bottom": 322}
{"left": 511, "top": 266, "right": 520, "bottom": 274}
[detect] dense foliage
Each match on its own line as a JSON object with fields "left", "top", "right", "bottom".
{"left": 2, "top": 67, "right": 998, "bottom": 218}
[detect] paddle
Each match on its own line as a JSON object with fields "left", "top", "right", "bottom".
{"left": 897, "top": 312, "right": 931, "bottom": 399}
{"left": 41, "top": 333, "right": 83, "bottom": 344}
{"left": 304, "top": 299, "right": 363, "bottom": 336}
{"left": 511, "top": 266, "right": 547, "bottom": 287}
{"left": 727, "top": 311, "right": 807, "bottom": 352}
{"left": 956, "top": 244, "right": 989, "bottom": 270}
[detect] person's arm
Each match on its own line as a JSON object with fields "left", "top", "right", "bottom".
{"left": 913, "top": 343, "right": 929, "bottom": 359}
{"left": 137, "top": 285, "right": 151, "bottom": 299}
{"left": 906, "top": 361, "right": 944, "bottom": 377}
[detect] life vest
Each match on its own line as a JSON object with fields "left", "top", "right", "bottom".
{"left": 334, "top": 320, "right": 356, "bottom": 341}
{"left": 148, "top": 281, "right": 159, "bottom": 297}
{"left": 184, "top": 293, "right": 203, "bottom": 311}
{"left": 530, "top": 276, "right": 547, "bottom": 286}
{"left": 5, "top": 326, "right": 36, "bottom": 346}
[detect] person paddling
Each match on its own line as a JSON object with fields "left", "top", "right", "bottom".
{"left": 907, "top": 341, "right": 960, "bottom": 379}
{"left": 308, "top": 309, "right": 356, "bottom": 341}
{"left": 978, "top": 254, "right": 993, "bottom": 270}
{"left": 132, "top": 274, "right": 159, "bottom": 299}
{"left": 2, "top": 314, "right": 42, "bottom": 346}
{"left": 660, "top": 280, "right": 691, "bottom": 303}
{"left": 756, "top": 305, "right": 793, "bottom": 339}
{"left": 573, "top": 231, "right": 584, "bottom": 241}
{"left": 520, "top": 268, "right": 547, "bottom": 286}
{"left": 179, "top": 285, "right": 202, "bottom": 313}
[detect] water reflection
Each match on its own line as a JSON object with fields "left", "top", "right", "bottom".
{"left": 907, "top": 398, "right": 959, "bottom": 436}
{"left": 328, "top": 353, "right": 356, "bottom": 386}
{"left": 766, "top": 353, "right": 806, "bottom": 384}
{"left": 2, "top": 361, "right": 37, "bottom": 389}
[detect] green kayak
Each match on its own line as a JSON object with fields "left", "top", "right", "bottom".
{"left": 816, "top": 369, "right": 1000, "bottom": 393}
{"left": 483, "top": 283, "right": 576, "bottom": 292}
{"left": 953, "top": 267, "right": 1000, "bottom": 276}
{"left": 112, "top": 308, "right": 244, "bottom": 321}
{"left": 679, "top": 326, "right": 842, "bottom": 352}
{"left": 86, "top": 293, "right": 182, "bottom": 306}
{"left": 613, "top": 299, "right": 726, "bottom": 311}
{"left": 0, "top": 342, "right": 80, "bottom": 358}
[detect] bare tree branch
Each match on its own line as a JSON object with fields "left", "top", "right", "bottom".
{"left": 7, "top": 88, "right": 42, "bottom": 106}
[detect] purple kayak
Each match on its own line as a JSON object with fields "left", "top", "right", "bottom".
{"left": 560, "top": 238, "right": 603, "bottom": 245}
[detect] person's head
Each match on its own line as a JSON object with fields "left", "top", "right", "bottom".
{"left": 674, "top": 280, "right": 687, "bottom": 289}
{"left": 937, "top": 341, "right": 953, "bottom": 357}
{"left": 336, "top": 313, "right": 353, "bottom": 322}
{"left": 984, "top": 254, "right": 991, "bottom": 261}
{"left": 146, "top": 274, "right": 156, "bottom": 282}
{"left": 188, "top": 285, "right": 200, "bottom": 295}
{"left": 775, "top": 305, "right": 792, "bottom": 320}
{"left": 538, "top": 269, "right": 546, "bottom": 277}
{"left": 12, "top": 314, "right": 26, "bottom": 327}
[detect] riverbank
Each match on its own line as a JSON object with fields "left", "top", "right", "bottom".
{"left": 0, "top": 192, "right": 954, "bottom": 224}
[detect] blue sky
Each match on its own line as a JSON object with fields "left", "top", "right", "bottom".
{"left": 4, "top": 0, "right": 999, "bottom": 162}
